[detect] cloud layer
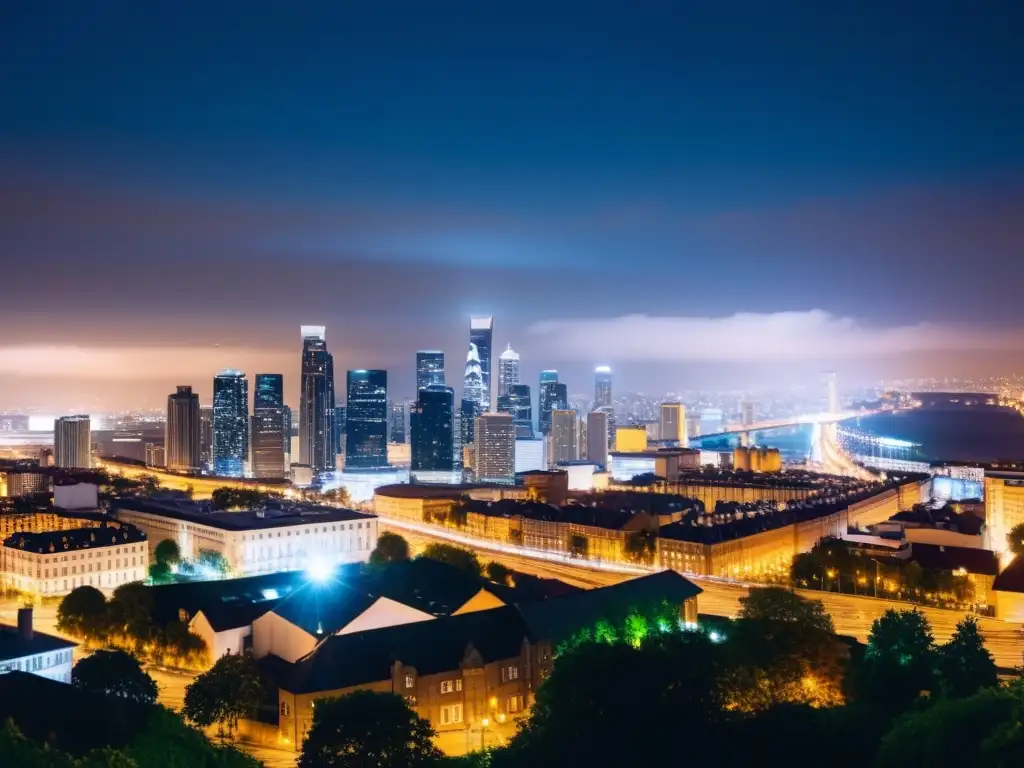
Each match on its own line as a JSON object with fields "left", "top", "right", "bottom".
{"left": 528, "top": 310, "right": 1024, "bottom": 362}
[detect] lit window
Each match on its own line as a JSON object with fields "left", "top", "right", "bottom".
{"left": 405, "top": 674, "right": 414, "bottom": 689}
{"left": 501, "top": 665, "right": 519, "bottom": 682}
{"left": 440, "top": 704, "right": 462, "bottom": 724}
{"left": 508, "top": 695, "right": 524, "bottom": 713}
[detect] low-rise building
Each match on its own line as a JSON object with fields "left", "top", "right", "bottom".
{"left": 1, "top": 522, "right": 148, "bottom": 596}
{"left": 992, "top": 556, "right": 1024, "bottom": 621}
{"left": 0, "top": 608, "right": 76, "bottom": 682}
{"left": 111, "top": 497, "right": 378, "bottom": 577}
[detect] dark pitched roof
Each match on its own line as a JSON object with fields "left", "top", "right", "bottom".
{"left": 267, "top": 558, "right": 515, "bottom": 636}
{"left": 516, "top": 570, "right": 702, "bottom": 645}
{"left": 275, "top": 606, "right": 531, "bottom": 694}
{"left": 0, "top": 624, "right": 76, "bottom": 662}
{"left": 3, "top": 523, "right": 146, "bottom": 553}
{"left": 993, "top": 556, "right": 1024, "bottom": 594}
{"left": 149, "top": 570, "right": 306, "bottom": 628}
{"left": 909, "top": 543, "right": 999, "bottom": 576}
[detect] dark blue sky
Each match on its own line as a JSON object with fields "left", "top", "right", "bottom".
{"left": 1, "top": 2, "right": 1022, "bottom": 409}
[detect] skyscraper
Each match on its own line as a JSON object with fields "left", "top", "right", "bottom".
{"left": 586, "top": 410, "right": 610, "bottom": 469}
{"left": 469, "top": 316, "right": 493, "bottom": 410}
{"left": 200, "top": 406, "right": 213, "bottom": 470}
{"left": 474, "top": 412, "right": 514, "bottom": 484}
{"left": 411, "top": 385, "right": 456, "bottom": 475}
{"left": 550, "top": 410, "right": 578, "bottom": 464}
{"left": 299, "top": 326, "right": 336, "bottom": 474}
{"left": 740, "top": 400, "right": 756, "bottom": 428}
{"left": 463, "top": 343, "right": 484, "bottom": 413}
{"left": 345, "top": 370, "right": 388, "bottom": 469}
{"left": 498, "top": 383, "right": 533, "bottom": 437}
{"left": 594, "top": 366, "right": 613, "bottom": 409}
{"left": 659, "top": 402, "right": 685, "bottom": 444}
{"left": 415, "top": 350, "right": 445, "bottom": 391}
{"left": 54, "top": 415, "right": 91, "bottom": 469}
{"left": 251, "top": 374, "right": 286, "bottom": 479}
{"left": 539, "top": 371, "right": 567, "bottom": 435}
{"left": 166, "top": 386, "right": 201, "bottom": 473}
{"left": 213, "top": 369, "right": 248, "bottom": 477}
{"left": 388, "top": 400, "right": 407, "bottom": 443}
{"left": 497, "top": 344, "right": 520, "bottom": 399}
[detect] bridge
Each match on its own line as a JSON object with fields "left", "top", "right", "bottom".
{"left": 694, "top": 410, "right": 874, "bottom": 442}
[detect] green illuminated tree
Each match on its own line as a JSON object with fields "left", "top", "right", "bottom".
{"left": 855, "top": 608, "right": 936, "bottom": 716}
{"left": 936, "top": 615, "right": 998, "bottom": 698}
{"left": 298, "top": 691, "right": 442, "bottom": 768}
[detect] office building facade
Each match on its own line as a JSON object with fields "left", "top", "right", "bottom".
{"left": 200, "top": 406, "right": 214, "bottom": 470}
{"left": 474, "top": 413, "right": 515, "bottom": 484}
{"left": 53, "top": 415, "right": 91, "bottom": 469}
{"left": 550, "top": 410, "right": 578, "bottom": 464}
{"left": 586, "top": 410, "right": 610, "bottom": 469}
{"left": 166, "top": 386, "right": 202, "bottom": 473}
{"left": 388, "top": 400, "right": 407, "bottom": 444}
{"left": 594, "top": 366, "right": 613, "bottom": 409}
{"left": 498, "top": 383, "right": 533, "bottom": 437}
{"left": 345, "top": 370, "right": 388, "bottom": 469}
{"left": 539, "top": 373, "right": 567, "bottom": 435}
{"left": 213, "top": 369, "right": 248, "bottom": 477}
{"left": 299, "top": 326, "right": 336, "bottom": 474}
{"left": 659, "top": 402, "right": 686, "bottom": 445}
{"left": 252, "top": 374, "right": 287, "bottom": 480}
{"left": 469, "top": 316, "right": 493, "bottom": 410}
{"left": 497, "top": 345, "right": 520, "bottom": 399}
{"left": 411, "top": 386, "right": 456, "bottom": 475}
{"left": 415, "top": 351, "right": 445, "bottom": 391}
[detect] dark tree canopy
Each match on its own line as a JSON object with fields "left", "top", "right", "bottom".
{"left": 56, "top": 585, "right": 107, "bottom": 639}
{"left": 153, "top": 539, "right": 181, "bottom": 565}
{"left": 298, "top": 690, "right": 442, "bottom": 768}
{"left": 73, "top": 649, "right": 158, "bottom": 705}
{"left": 738, "top": 587, "right": 835, "bottom": 633}
{"left": 183, "top": 651, "right": 262, "bottom": 734}
{"left": 418, "top": 543, "right": 482, "bottom": 578}
{"left": 368, "top": 531, "right": 410, "bottom": 566}
{"left": 484, "top": 561, "right": 511, "bottom": 586}
{"left": 1008, "top": 521, "right": 1024, "bottom": 557}
{"left": 937, "top": 615, "right": 998, "bottom": 698}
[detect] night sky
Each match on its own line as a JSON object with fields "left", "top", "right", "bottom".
{"left": 2, "top": 2, "right": 1023, "bottom": 411}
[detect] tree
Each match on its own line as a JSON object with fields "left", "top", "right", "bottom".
{"left": 107, "top": 581, "right": 155, "bottom": 645}
{"left": 211, "top": 487, "right": 272, "bottom": 511}
{"left": 123, "top": 707, "right": 261, "bottom": 768}
{"left": 197, "top": 549, "right": 229, "bottom": 576}
{"left": 154, "top": 539, "right": 181, "bottom": 566}
{"left": 1008, "top": 521, "right": 1024, "bottom": 557}
{"left": 73, "top": 649, "right": 158, "bottom": 705}
{"left": 56, "top": 585, "right": 108, "bottom": 640}
{"left": 485, "top": 561, "right": 511, "bottom": 586}
{"left": 320, "top": 487, "right": 352, "bottom": 507}
{"left": 855, "top": 608, "right": 936, "bottom": 716}
{"left": 418, "top": 543, "right": 482, "bottom": 577}
{"left": 0, "top": 719, "right": 76, "bottom": 768}
{"left": 368, "top": 532, "right": 410, "bottom": 566}
{"left": 738, "top": 587, "right": 834, "bottom": 633}
{"left": 623, "top": 530, "right": 656, "bottom": 565}
{"left": 298, "top": 691, "right": 443, "bottom": 768}
{"left": 183, "top": 651, "right": 262, "bottom": 737}
{"left": 937, "top": 615, "right": 998, "bottom": 698}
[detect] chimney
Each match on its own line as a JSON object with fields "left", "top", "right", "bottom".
{"left": 17, "top": 607, "right": 33, "bottom": 642}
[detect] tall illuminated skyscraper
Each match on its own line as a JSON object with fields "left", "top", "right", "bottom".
{"left": 299, "top": 326, "right": 336, "bottom": 474}
{"left": 388, "top": 400, "right": 407, "bottom": 444}
{"left": 539, "top": 371, "right": 566, "bottom": 435}
{"left": 166, "top": 386, "right": 201, "bottom": 473}
{"left": 498, "top": 383, "right": 533, "bottom": 437}
{"left": 462, "top": 342, "right": 484, "bottom": 418}
{"left": 411, "top": 385, "right": 456, "bottom": 476}
{"left": 54, "top": 415, "right": 91, "bottom": 469}
{"left": 469, "top": 316, "right": 493, "bottom": 410}
{"left": 213, "top": 369, "right": 248, "bottom": 477}
{"left": 594, "top": 366, "right": 613, "bottom": 409}
{"left": 551, "top": 410, "right": 578, "bottom": 464}
{"left": 251, "top": 374, "right": 286, "bottom": 479}
{"left": 497, "top": 344, "right": 520, "bottom": 399}
{"left": 474, "top": 412, "right": 514, "bottom": 484}
{"left": 200, "top": 406, "right": 213, "bottom": 470}
{"left": 416, "top": 350, "right": 445, "bottom": 391}
{"left": 345, "top": 370, "right": 388, "bottom": 469}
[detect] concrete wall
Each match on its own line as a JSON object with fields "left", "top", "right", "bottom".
{"left": 336, "top": 597, "right": 434, "bottom": 636}
{"left": 251, "top": 611, "right": 317, "bottom": 663}
{"left": 190, "top": 611, "right": 251, "bottom": 663}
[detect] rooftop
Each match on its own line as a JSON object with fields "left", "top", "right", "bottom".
{"left": 0, "top": 623, "right": 76, "bottom": 663}
{"left": 3, "top": 522, "right": 146, "bottom": 553}
{"left": 112, "top": 497, "right": 374, "bottom": 531}
{"left": 909, "top": 543, "right": 1000, "bottom": 576}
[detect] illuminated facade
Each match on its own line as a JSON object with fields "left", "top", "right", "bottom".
{"left": 213, "top": 369, "right": 248, "bottom": 477}
{"left": 659, "top": 403, "right": 685, "bottom": 444}
{"left": 54, "top": 415, "right": 91, "bottom": 469}
{"left": 538, "top": 373, "right": 566, "bottom": 435}
{"left": 345, "top": 370, "right": 389, "bottom": 470}
{"left": 550, "top": 410, "right": 577, "bottom": 464}
{"left": 299, "top": 326, "right": 337, "bottom": 474}
{"left": 985, "top": 470, "right": 1024, "bottom": 554}
{"left": 497, "top": 345, "right": 520, "bottom": 399}
{"left": 416, "top": 350, "right": 446, "bottom": 391}
{"left": 586, "top": 410, "right": 610, "bottom": 469}
{"left": 614, "top": 426, "right": 648, "bottom": 453}
{"left": 474, "top": 413, "right": 515, "bottom": 484}
{"left": 411, "top": 386, "right": 457, "bottom": 476}
{"left": 252, "top": 374, "right": 287, "bottom": 480}
{"left": 469, "top": 317, "right": 494, "bottom": 410}
{"left": 593, "top": 366, "right": 612, "bottom": 409}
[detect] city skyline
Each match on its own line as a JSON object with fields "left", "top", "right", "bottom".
{"left": 2, "top": 4, "right": 1023, "bottom": 410}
